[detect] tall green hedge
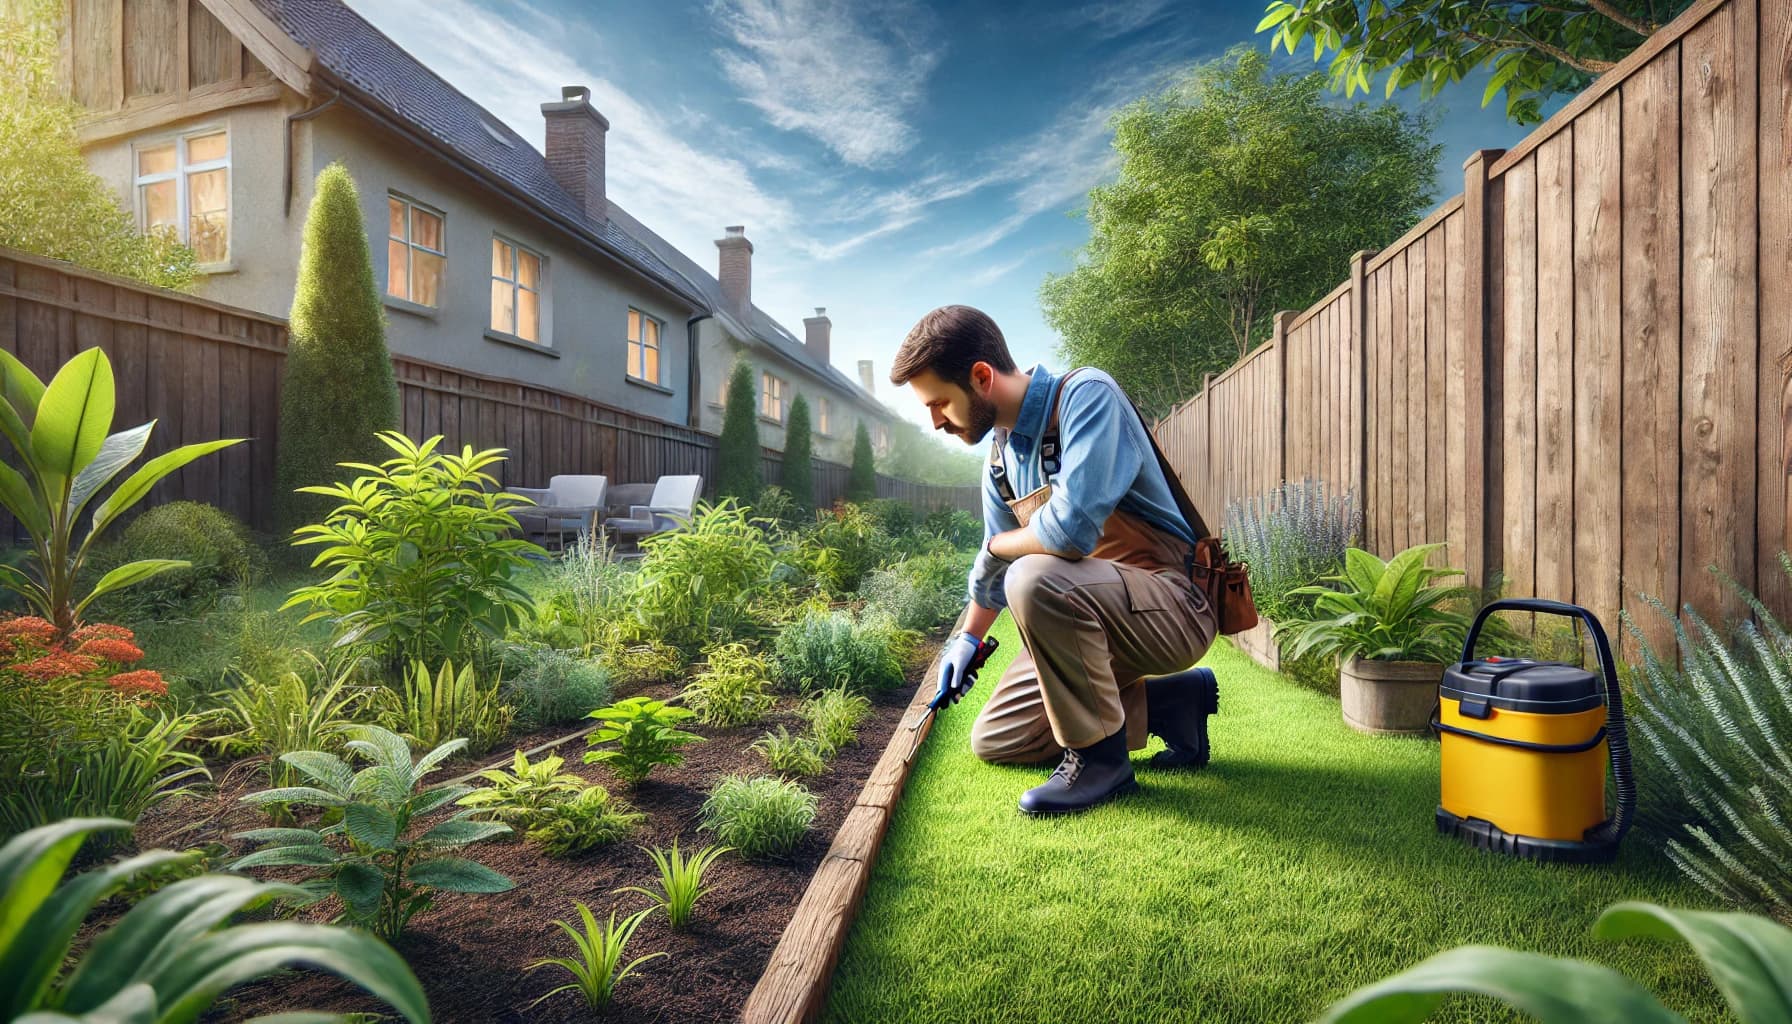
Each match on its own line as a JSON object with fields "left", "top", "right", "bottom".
{"left": 782, "top": 394, "right": 814, "bottom": 515}
{"left": 273, "top": 162, "right": 399, "bottom": 533}
{"left": 717, "top": 358, "right": 761, "bottom": 503}
{"left": 848, "top": 421, "right": 877, "bottom": 503}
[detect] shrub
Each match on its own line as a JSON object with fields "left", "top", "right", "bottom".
{"left": 527, "top": 903, "right": 665, "bottom": 1012}
{"left": 633, "top": 499, "right": 777, "bottom": 650}
{"left": 283, "top": 431, "right": 544, "bottom": 673}
{"left": 598, "top": 637, "right": 688, "bottom": 688}
{"left": 799, "top": 687, "right": 872, "bottom": 757}
{"left": 861, "top": 498, "right": 917, "bottom": 540}
{"left": 524, "top": 786, "right": 646, "bottom": 857}
{"left": 378, "top": 659, "right": 514, "bottom": 756}
{"left": 273, "top": 160, "right": 399, "bottom": 533}
{"left": 772, "top": 608, "right": 909, "bottom": 695}
{"left": 700, "top": 774, "right": 817, "bottom": 860}
{"left": 1625, "top": 556, "right": 1792, "bottom": 921}
{"left": 615, "top": 841, "right": 732, "bottom": 930}
{"left": 847, "top": 422, "right": 877, "bottom": 502}
{"left": 795, "top": 502, "right": 898, "bottom": 595}
{"left": 753, "top": 484, "right": 801, "bottom": 529}
{"left": 922, "top": 507, "right": 982, "bottom": 549}
{"left": 233, "top": 725, "right": 515, "bottom": 941}
{"left": 751, "top": 726, "right": 827, "bottom": 777}
{"left": 0, "top": 347, "right": 243, "bottom": 637}
{"left": 1222, "top": 478, "right": 1361, "bottom": 624}
{"left": 584, "top": 696, "right": 705, "bottom": 785}
{"left": 93, "top": 501, "right": 261, "bottom": 618}
{"left": 716, "top": 358, "right": 761, "bottom": 503}
{"left": 0, "top": 818, "right": 428, "bottom": 1023}
{"left": 862, "top": 550, "right": 974, "bottom": 631}
{"left": 498, "top": 643, "right": 613, "bottom": 730}
{"left": 781, "top": 394, "right": 815, "bottom": 516}
{"left": 682, "top": 641, "right": 776, "bottom": 727}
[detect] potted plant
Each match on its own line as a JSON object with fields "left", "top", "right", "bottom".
{"left": 1275, "top": 543, "right": 1473, "bottom": 735}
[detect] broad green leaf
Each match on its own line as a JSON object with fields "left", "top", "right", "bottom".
{"left": 1254, "top": 2, "right": 1295, "bottom": 33}
{"left": 0, "top": 349, "right": 46, "bottom": 425}
{"left": 344, "top": 804, "right": 399, "bottom": 850}
{"left": 227, "top": 828, "right": 326, "bottom": 846}
{"left": 1318, "top": 945, "right": 1686, "bottom": 1024}
{"left": 0, "top": 819, "right": 131, "bottom": 960}
{"left": 277, "top": 751, "right": 354, "bottom": 795}
{"left": 240, "top": 786, "right": 346, "bottom": 808}
{"left": 1595, "top": 902, "right": 1792, "bottom": 1022}
{"left": 415, "top": 820, "right": 510, "bottom": 848}
{"left": 90, "top": 438, "right": 243, "bottom": 538}
{"left": 335, "top": 862, "right": 383, "bottom": 918}
{"left": 74, "top": 559, "right": 188, "bottom": 616}
{"left": 406, "top": 857, "right": 514, "bottom": 894}
{"left": 30, "top": 347, "right": 114, "bottom": 484}
{"left": 0, "top": 461, "right": 48, "bottom": 539}
{"left": 229, "top": 845, "right": 340, "bottom": 870}
{"left": 67, "top": 421, "right": 153, "bottom": 522}
{"left": 144, "top": 921, "right": 429, "bottom": 1024}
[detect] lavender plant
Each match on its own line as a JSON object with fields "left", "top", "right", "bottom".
{"left": 1222, "top": 477, "right": 1362, "bottom": 624}
{"left": 1623, "top": 556, "right": 1792, "bottom": 922}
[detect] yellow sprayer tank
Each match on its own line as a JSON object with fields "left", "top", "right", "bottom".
{"left": 1434, "top": 598, "right": 1635, "bottom": 863}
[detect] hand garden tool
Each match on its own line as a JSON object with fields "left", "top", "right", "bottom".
{"left": 1433, "top": 598, "right": 1636, "bottom": 863}
{"left": 903, "top": 635, "right": 999, "bottom": 765}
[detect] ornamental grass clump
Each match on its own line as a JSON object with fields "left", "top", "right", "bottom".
{"left": 527, "top": 902, "right": 665, "bottom": 1011}
{"left": 861, "top": 550, "right": 974, "bottom": 632}
{"left": 799, "top": 687, "right": 872, "bottom": 757}
{"left": 772, "top": 608, "right": 912, "bottom": 695}
{"left": 615, "top": 840, "right": 732, "bottom": 931}
{"left": 699, "top": 773, "right": 816, "bottom": 860}
{"left": 632, "top": 498, "right": 777, "bottom": 650}
{"left": 1222, "top": 477, "right": 1361, "bottom": 625}
{"left": 750, "top": 726, "right": 827, "bottom": 777}
{"left": 682, "top": 641, "right": 776, "bottom": 727}
{"left": 498, "top": 643, "right": 613, "bottom": 730}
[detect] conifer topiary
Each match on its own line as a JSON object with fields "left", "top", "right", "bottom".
{"left": 716, "top": 358, "right": 761, "bottom": 503}
{"left": 848, "top": 421, "right": 877, "bottom": 503}
{"left": 781, "top": 394, "right": 814, "bottom": 515}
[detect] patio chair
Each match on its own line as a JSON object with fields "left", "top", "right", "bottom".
{"left": 509, "top": 474, "right": 608, "bottom": 551}
{"left": 606, "top": 474, "right": 703, "bottom": 553}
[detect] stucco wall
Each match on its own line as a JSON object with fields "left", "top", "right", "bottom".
{"left": 696, "top": 324, "right": 895, "bottom": 463}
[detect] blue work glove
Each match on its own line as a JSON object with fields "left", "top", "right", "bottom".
{"left": 935, "top": 631, "right": 993, "bottom": 708}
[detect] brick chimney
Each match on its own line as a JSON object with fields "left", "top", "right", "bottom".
{"left": 716, "top": 226, "right": 753, "bottom": 318}
{"left": 541, "top": 85, "right": 608, "bottom": 223}
{"left": 803, "top": 307, "right": 831, "bottom": 366}
{"left": 858, "top": 359, "right": 875, "bottom": 394}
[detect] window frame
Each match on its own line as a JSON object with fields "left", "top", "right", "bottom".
{"left": 132, "top": 127, "right": 232, "bottom": 266}
{"left": 760, "top": 371, "right": 786, "bottom": 423}
{"left": 386, "top": 193, "right": 446, "bottom": 308}
{"left": 489, "top": 234, "right": 546, "bottom": 345}
{"left": 817, "top": 396, "right": 832, "bottom": 437}
{"left": 626, "top": 307, "right": 665, "bottom": 385}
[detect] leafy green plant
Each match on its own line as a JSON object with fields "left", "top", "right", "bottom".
{"left": 231, "top": 725, "right": 515, "bottom": 941}
{"left": 597, "top": 637, "right": 688, "bottom": 688}
{"left": 1319, "top": 900, "right": 1792, "bottom": 1023}
{"left": 523, "top": 785, "right": 645, "bottom": 857}
{"left": 861, "top": 550, "right": 974, "bottom": 631}
{"left": 750, "top": 726, "right": 827, "bottom": 777}
{"left": 527, "top": 902, "right": 665, "bottom": 1012}
{"left": 752, "top": 483, "right": 801, "bottom": 529}
{"left": 633, "top": 498, "right": 778, "bottom": 650}
{"left": 1275, "top": 544, "right": 1476, "bottom": 665}
{"left": 682, "top": 641, "right": 776, "bottom": 727}
{"left": 456, "top": 749, "right": 585, "bottom": 825}
{"left": 799, "top": 687, "right": 872, "bottom": 757}
{"left": 0, "top": 817, "right": 429, "bottom": 1022}
{"left": 89, "top": 501, "right": 262, "bottom": 620}
{"left": 794, "top": 502, "right": 896, "bottom": 595}
{"left": 495, "top": 644, "right": 612, "bottom": 730}
{"left": 1222, "top": 478, "right": 1361, "bottom": 624}
{"left": 213, "top": 653, "right": 369, "bottom": 791}
{"left": 615, "top": 841, "right": 732, "bottom": 930}
{"left": 378, "top": 659, "right": 514, "bottom": 756}
{"left": 0, "top": 346, "right": 243, "bottom": 637}
{"left": 922, "top": 507, "right": 981, "bottom": 549}
{"left": 700, "top": 774, "right": 817, "bottom": 860}
{"left": 772, "top": 608, "right": 909, "bottom": 694}
{"left": 583, "top": 696, "right": 705, "bottom": 785}
{"left": 533, "top": 530, "right": 637, "bottom": 656}
{"left": 1624, "top": 555, "right": 1792, "bottom": 920}
{"left": 282, "top": 431, "right": 545, "bottom": 673}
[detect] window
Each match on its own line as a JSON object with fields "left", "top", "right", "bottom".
{"left": 490, "top": 236, "right": 543, "bottom": 343}
{"left": 817, "top": 397, "right": 832, "bottom": 436}
{"left": 134, "top": 129, "right": 230, "bottom": 264}
{"left": 760, "top": 372, "right": 786, "bottom": 422}
{"left": 627, "top": 308, "right": 662, "bottom": 383}
{"left": 874, "top": 423, "right": 890, "bottom": 455}
{"left": 387, "top": 195, "right": 444, "bottom": 306}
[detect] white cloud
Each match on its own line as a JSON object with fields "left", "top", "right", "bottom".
{"left": 1054, "top": 0, "right": 1177, "bottom": 40}
{"left": 965, "top": 251, "right": 1034, "bottom": 287}
{"left": 709, "top": 0, "right": 941, "bottom": 168}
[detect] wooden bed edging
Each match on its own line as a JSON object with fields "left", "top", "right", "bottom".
{"left": 739, "top": 672, "right": 940, "bottom": 1023}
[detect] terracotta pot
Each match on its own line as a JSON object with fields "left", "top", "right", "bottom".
{"left": 1340, "top": 654, "right": 1442, "bottom": 736}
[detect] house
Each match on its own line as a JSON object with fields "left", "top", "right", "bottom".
{"left": 60, "top": 0, "right": 902, "bottom": 467}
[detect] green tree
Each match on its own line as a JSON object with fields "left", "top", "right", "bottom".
{"left": 847, "top": 422, "right": 877, "bottom": 503}
{"left": 0, "top": 0, "right": 197, "bottom": 288}
{"left": 274, "top": 162, "right": 399, "bottom": 533}
{"left": 1258, "top": 0, "right": 1697, "bottom": 126}
{"left": 781, "top": 394, "right": 814, "bottom": 515}
{"left": 1041, "top": 46, "right": 1439, "bottom": 419}
{"left": 716, "top": 358, "right": 761, "bottom": 503}
{"left": 876, "top": 418, "right": 981, "bottom": 487}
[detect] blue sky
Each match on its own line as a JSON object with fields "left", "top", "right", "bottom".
{"left": 347, "top": 0, "right": 1566, "bottom": 435}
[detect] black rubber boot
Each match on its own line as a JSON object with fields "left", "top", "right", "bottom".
{"left": 1144, "top": 667, "right": 1218, "bottom": 769}
{"left": 1017, "top": 728, "right": 1138, "bottom": 816}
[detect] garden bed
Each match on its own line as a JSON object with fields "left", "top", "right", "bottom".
{"left": 110, "top": 637, "right": 943, "bottom": 1024}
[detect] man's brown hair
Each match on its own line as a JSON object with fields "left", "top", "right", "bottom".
{"left": 889, "top": 305, "right": 1017, "bottom": 389}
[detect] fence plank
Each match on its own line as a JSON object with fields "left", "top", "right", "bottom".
{"left": 1426, "top": 225, "right": 1448, "bottom": 565}
{"left": 1761, "top": 0, "right": 1792, "bottom": 625}
{"left": 1501, "top": 155, "right": 1539, "bottom": 620}
{"left": 1536, "top": 131, "right": 1575, "bottom": 606}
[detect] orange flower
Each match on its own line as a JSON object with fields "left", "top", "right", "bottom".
{"left": 72, "top": 623, "right": 135, "bottom": 644}
{"left": 0, "top": 616, "right": 57, "bottom": 642}
{"left": 106, "top": 670, "right": 168, "bottom": 697}
{"left": 75, "top": 637, "right": 145, "bottom": 665}
{"left": 14, "top": 650, "right": 101, "bottom": 681}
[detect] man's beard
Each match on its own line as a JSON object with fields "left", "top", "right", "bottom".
{"left": 944, "top": 389, "right": 998, "bottom": 445}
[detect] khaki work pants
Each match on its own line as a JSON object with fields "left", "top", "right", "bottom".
{"left": 969, "top": 553, "right": 1219, "bottom": 762}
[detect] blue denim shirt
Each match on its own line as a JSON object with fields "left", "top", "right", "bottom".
{"left": 968, "top": 363, "right": 1197, "bottom": 610}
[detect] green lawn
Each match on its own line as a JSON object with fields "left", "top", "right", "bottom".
{"left": 825, "top": 615, "right": 1729, "bottom": 1023}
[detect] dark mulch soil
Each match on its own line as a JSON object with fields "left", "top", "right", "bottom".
{"left": 107, "top": 637, "right": 941, "bottom": 1024}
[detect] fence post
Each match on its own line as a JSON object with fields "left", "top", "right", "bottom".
{"left": 1462, "top": 148, "right": 1505, "bottom": 594}
{"left": 1273, "top": 310, "right": 1295, "bottom": 491}
{"left": 1202, "top": 371, "right": 1216, "bottom": 527}
{"left": 1350, "top": 249, "right": 1376, "bottom": 551}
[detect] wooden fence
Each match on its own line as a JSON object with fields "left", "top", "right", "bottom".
{"left": 0, "top": 247, "right": 977, "bottom": 543}
{"left": 1155, "top": 0, "right": 1792, "bottom": 666}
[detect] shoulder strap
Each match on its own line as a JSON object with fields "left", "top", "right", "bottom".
{"left": 1043, "top": 369, "right": 1212, "bottom": 541}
